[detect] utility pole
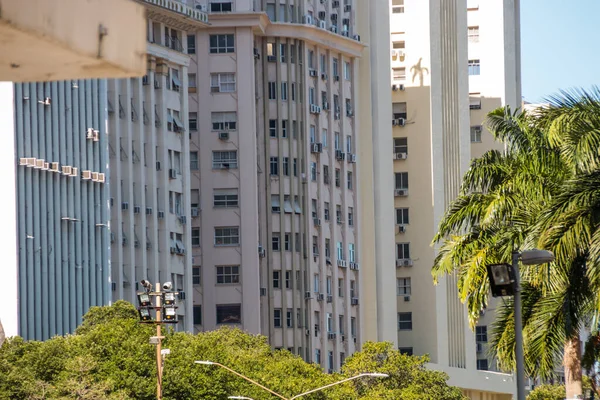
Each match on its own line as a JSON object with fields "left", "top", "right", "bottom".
{"left": 137, "top": 280, "right": 178, "bottom": 400}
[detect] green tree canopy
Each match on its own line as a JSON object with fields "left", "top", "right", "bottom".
{"left": 0, "top": 301, "right": 464, "bottom": 400}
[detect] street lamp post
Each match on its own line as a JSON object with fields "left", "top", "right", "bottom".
{"left": 487, "top": 249, "right": 554, "bottom": 400}
{"left": 137, "top": 280, "right": 180, "bottom": 400}
{"left": 196, "top": 361, "right": 388, "bottom": 400}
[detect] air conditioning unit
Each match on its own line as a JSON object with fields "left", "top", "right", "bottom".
{"left": 351, "top": 298, "right": 359, "bottom": 305}
{"left": 394, "top": 152, "right": 408, "bottom": 160}
{"left": 210, "top": 85, "right": 220, "bottom": 93}
{"left": 349, "top": 154, "right": 357, "bottom": 163}
{"left": 330, "top": 25, "right": 338, "bottom": 33}
{"left": 330, "top": 13, "right": 338, "bottom": 21}
{"left": 317, "top": 293, "right": 324, "bottom": 301}
{"left": 156, "top": 161, "right": 161, "bottom": 171}
{"left": 191, "top": 207, "right": 199, "bottom": 217}
{"left": 332, "top": 0, "right": 339, "bottom": 8}
{"left": 398, "top": 84, "right": 406, "bottom": 91}
{"left": 476, "top": 343, "right": 484, "bottom": 353}
{"left": 311, "top": 143, "right": 323, "bottom": 153}
{"left": 169, "top": 169, "right": 177, "bottom": 179}
{"left": 267, "top": 55, "right": 276, "bottom": 62}
{"left": 253, "top": 48, "right": 260, "bottom": 59}
{"left": 342, "top": 30, "right": 350, "bottom": 37}
{"left": 20, "top": 157, "right": 35, "bottom": 167}
{"left": 121, "top": 202, "right": 129, "bottom": 210}
{"left": 195, "top": 4, "right": 207, "bottom": 11}
{"left": 91, "top": 172, "right": 99, "bottom": 181}
{"left": 334, "top": 75, "right": 340, "bottom": 81}
{"left": 353, "top": 34, "right": 361, "bottom": 41}
{"left": 326, "top": 295, "right": 333, "bottom": 303}
{"left": 303, "top": 14, "right": 313, "bottom": 25}
{"left": 309, "top": 69, "right": 317, "bottom": 77}
{"left": 395, "top": 258, "right": 414, "bottom": 267}
{"left": 344, "top": 4, "right": 351, "bottom": 11}
{"left": 404, "top": 295, "right": 411, "bottom": 302}
{"left": 328, "top": 332, "right": 336, "bottom": 340}
{"left": 321, "top": 72, "right": 328, "bottom": 80}
{"left": 70, "top": 167, "right": 78, "bottom": 177}
{"left": 158, "top": 211, "right": 165, "bottom": 219}
{"left": 218, "top": 132, "right": 229, "bottom": 140}
{"left": 341, "top": 335, "right": 346, "bottom": 342}
{"left": 319, "top": 20, "right": 327, "bottom": 29}
{"left": 50, "top": 162, "right": 59, "bottom": 172}
{"left": 170, "top": 246, "right": 176, "bottom": 254}
{"left": 394, "top": 189, "right": 408, "bottom": 197}
{"left": 142, "top": 75, "right": 149, "bottom": 85}
{"left": 86, "top": 128, "right": 95, "bottom": 139}
{"left": 398, "top": 224, "right": 407, "bottom": 233}
{"left": 323, "top": 101, "right": 329, "bottom": 110}
{"left": 335, "top": 150, "right": 345, "bottom": 161}
{"left": 260, "top": 288, "right": 267, "bottom": 296}
{"left": 179, "top": 216, "right": 187, "bottom": 224}
{"left": 313, "top": 218, "right": 321, "bottom": 226}
{"left": 82, "top": 170, "right": 92, "bottom": 180}
{"left": 34, "top": 159, "right": 45, "bottom": 169}
{"left": 350, "top": 262, "right": 360, "bottom": 270}
{"left": 258, "top": 245, "right": 266, "bottom": 258}
{"left": 392, "top": 118, "right": 406, "bottom": 126}
{"left": 306, "top": 329, "right": 310, "bottom": 336}
{"left": 337, "top": 259, "right": 347, "bottom": 267}
{"left": 146, "top": 207, "right": 153, "bottom": 215}
{"left": 134, "top": 206, "right": 141, "bottom": 214}
{"left": 304, "top": 291, "right": 312, "bottom": 299}
{"left": 310, "top": 104, "right": 322, "bottom": 114}
{"left": 97, "top": 173, "right": 105, "bottom": 183}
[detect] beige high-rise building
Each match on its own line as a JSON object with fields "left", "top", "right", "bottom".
{"left": 360, "top": 0, "right": 522, "bottom": 398}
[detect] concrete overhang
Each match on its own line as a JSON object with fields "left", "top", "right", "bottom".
{"left": 427, "top": 363, "right": 516, "bottom": 396}
{"left": 208, "top": 12, "right": 367, "bottom": 58}
{"left": 0, "top": 0, "right": 147, "bottom": 82}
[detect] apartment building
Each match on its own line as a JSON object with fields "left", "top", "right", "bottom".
{"left": 188, "top": 0, "right": 365, "bottom": 371}
{"left": 361, "top": 0, "right": 521, "bottom": 398}
{"left": 108, "top": 0, "right": 209, "bottom": 332}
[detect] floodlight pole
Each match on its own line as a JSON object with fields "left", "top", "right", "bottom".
{"left": 155, "top": 281, "right": 163, "bottom": 400}
{"left": 512, "top": 253, "right": 525, "bottom": 400}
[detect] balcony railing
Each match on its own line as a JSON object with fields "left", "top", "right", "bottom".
{"left": 140, "top": 0, "right": 208, "bottom": 24}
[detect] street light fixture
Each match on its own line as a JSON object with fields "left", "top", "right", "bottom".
{"left": 228, "top": 397, "right": 255, "bottom": 400}
{"left": 195, "top": 361, "right": 388, "bottom": 400}
{"left": 487, "top": 249, "right": 554, "bottom": 400}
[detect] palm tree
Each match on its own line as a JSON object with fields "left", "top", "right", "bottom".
{"left": 432, "top": 89, "right": 600, "bottom": 399}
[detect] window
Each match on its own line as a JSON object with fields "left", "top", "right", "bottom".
{"left": 347, "top": 172, "right": 353, "bottom": 190}
{"left": 315, "top": 349, "right": 321, "bottom": 364}
{"left": 216, "top": 265, "right": 240, "bottom": 284}
{"left": 270, "top": 157, "right": 279, "bottom": 175}
{"left": 281, "top": 120, "right": 288, "bottom": 138}
{"left": 187, "top": 34, "right": 196, "bottom": 54}
{"left": 326, "top": 276, "right": 332, "bottom": 296}
{"left": 287, "top": 309, "right": 293, "bottom": 327}
{"left": 338, "top": 278, "right": 344, "bottom": 297}
{"left": 192, "top": 228, "right": 200, "bottom": 246}
{"left": 283, "top": 157, "right": 290, "bottom": 176}
{"left": 340, "top": 352, "right": 346, "bottom": 366}
{"left": 332, "top": 58, "right": 339, "bottom": 77}
{"left": 351, "top": 317, "right": 357, "bottom": 337}
{"left": 266, "top": 4, "right": 275, "bottom": 20}
{"left": 323, "top": 165, "right": 330, "bottom": 185}
{"left": 392, "top": 67, "right": 406, "bottom": 81}
{"left": 324, "top": 202, "right": 330, "bottom": 221}
{"left": 320, "top": 53, "right": 326, "bottom": 73}
{"left": 210, "top": 1, "right": 233, "bottom": 12}
{"left": 285, "top": 271, "right": 291, "bottom": 288}
{"left": 470, "top": 125, "right": 482, "bottom": 143}
{"left": 291, "top": 83, "right": 296, "bottom": 101}
{"left": 188, "top": 73, "right": 197, "bottom": 92}
{"left": 397, "top": 242, "right": 410, "bottom": 259}
{"left": 212, "top": 112, "right": 237, "bottom": 131}
{"left": 348, "top": 207, "right": 354, "bottom": 227}
{"left": 396, "top": 208, "right": 409, "bottom": 224}
{"left": 190, "top": 151, "right": 198, "bottom": 170}
{"left": 210, "top": 73, "right": 236, "bottom": 92}
{"left": 309, "top": 87, "right": 315, "bottom": 105}
{"left": 193, "top": 305, "right": 202, "bottom": 325}
{"left": 397, "top": 277, "right": 411, "bottom": 295}
{"left": 214, "top": 227, "right": 240, "bottom": 246}
{"left": 314, "top": 274, "right": 320, "bottom": 293}
{"left": 269, "top": 120, "right": 278, "bottom": 138}
{"left": 336, "top": 205, "right": 343, "bottom": 224}
{"left": 279, "top": 43, "right": 286, "bottom": 62}
{"left": 335, "top": 169, "right": 341, "bottom": 187}
{"left": 268, "top": 82, "right": 277, "bottom": 99}
{"left": 476, "top": 326, "right": 488, "bottom": 343}
{"left": 273, "top": 270, "right": 281, "bottom": 288}
{"left": 312, "top": 235, "right": 319, "bottom": 255}
{"left": 322, "top": 128, "right": 328, "bottom": 148}
{"left": 395, "top": 172, "right": 408, "bottom": 190}
{"left": 193, "top": 266, "right": 201, "bottom": 286}
{"left": 399, "top": 347, "right": 413, "bottom": 356}
{"left": 477, "top": 359, "right": 489, "bottom": 371}
{"left": 271, "top": 195, "right": 281, "bottom": 213}
{"left": 344, "top": 61, "right": 351, "bottom": 80}
{"left": 310, "top": 162, "right": 317, "bottom": 181}
{"left": 468, "top": 26, "right": 480, "bottom": 43}
{"left": 393, "top": 102, "right": 407, "bottom": 119}
{"left": 392, "top": 0, "right": 404, "bottom": 13}
{"left": 394, "top": 138, "right": 408, "bottom": 154}
{"left": 470, "top": 95, "right": 482, "bottom": 110}
{"left": 468, "top": 59, "right": 481, "bottom": 76}
{"left": 334, "top": 132, "right": 341, "bottom": 150}
{"left": 212, "top": 151, "right": 238, "bottom": 169}
{"left": 398, "top": 312, "right": 412, "bottom": 330}
{"left": 308, "top": 50, "right": 314, "bottom": 69}
{"left": 209, "top": 34, "right": 235, "bottom": 53}
{"left": 273, "top": 309, "right": 282, "bottom": 327}
{"left": 337, "top": 242, "right": 344, "bottom": 260}
{"left": 348, "top": 243, "right": 355, "bottom": 263}
{"left": 281, "top": 82, "right": 288, "bottom": 100}
{"left": 214, "top": 189, "right": 238, "bottom": 208}
{"left": 189, "top": 112, "right": 198, "bottom": 131}
{"left": 346, "top": 135, "right": 353, "bottom": 153}
{"left": 295, "top": 233, "right": 301, "bottom": 253}
{"left": 272, "top": 233, "right": 281, "bottom": 251}
{"left": 216, "top": 304, "right": 241, "bottom": 324}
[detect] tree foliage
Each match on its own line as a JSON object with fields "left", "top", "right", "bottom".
{"left": 0, "top": 301, "right": 463, "bottom": 400}
{"left": 526, "top": 384, "right": 565, "bottom": 400}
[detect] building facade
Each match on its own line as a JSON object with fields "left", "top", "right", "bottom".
{"left": 12, "top": 79, "right": 111, "bottom": 341}
{"left": 188, "top": 0, "right": 366, "bottom": 371}
{"left": 359, "top": 0, "right": 520, "bottom": 398}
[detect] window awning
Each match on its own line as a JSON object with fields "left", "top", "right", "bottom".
{"left": 172, "top": 74, "right": 182, "bottom": 88}
{"left": 469, "top": 96, "right": 481, "bottom": 108}
{"left": 172, "top": 114, "right": 184, "bottom": 130}
{"left": 294, "top": 199, "right": 302, "bottom": 213}
{"left": 271, "top": 195, "right": 280, "bottom": 208}
{"left": 283, "top": 198, "right": 293, "bottom": 213}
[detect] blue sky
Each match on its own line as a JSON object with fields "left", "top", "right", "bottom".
{"left": 521, "top": 0, "right": 600, "bottom": 102}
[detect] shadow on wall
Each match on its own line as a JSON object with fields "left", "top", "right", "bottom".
{"left": 410, "top": 57, "right": 429, "bottom": 87}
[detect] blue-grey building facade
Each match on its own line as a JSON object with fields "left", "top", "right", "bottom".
{"left": 14, "top": 80, "right": 111, "bottom": 341}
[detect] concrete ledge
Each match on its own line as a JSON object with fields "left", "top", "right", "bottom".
{"left": 0, "top": 0, "right": 147, "bottom": 82}
{"left": 427, "top": 362, "right": 516, "bottom": 397}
